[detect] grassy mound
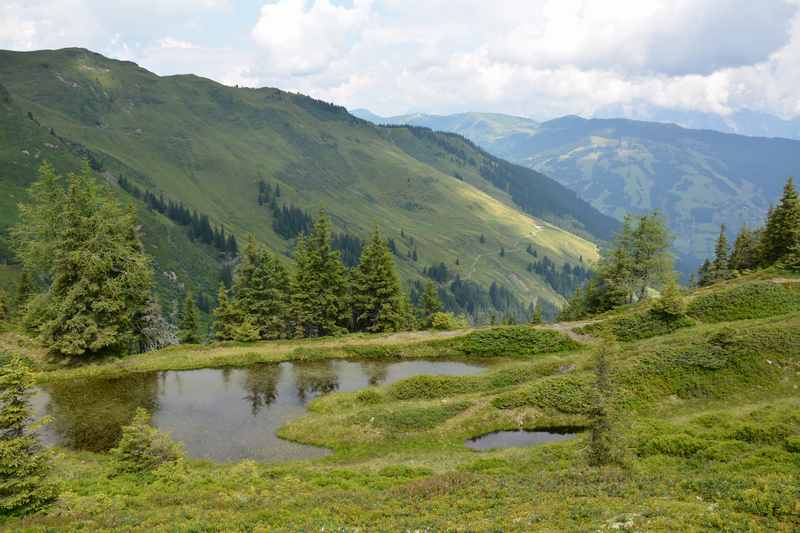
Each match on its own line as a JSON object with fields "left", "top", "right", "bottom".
{"left": 453, "top": 326, "right": 580, "bottom": 357}
{"left": 688, "top": 281, "right": 800, "bottom": 322}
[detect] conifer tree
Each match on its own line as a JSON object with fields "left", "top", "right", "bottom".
{"left": 0, "top": 290, "right": 6, "bottom": 321}
{"left": 212, "top": 283, "right": 239, "bottom": 341}
{"left": 290, "top": 212, "right": 349, "bottom": 337}
{"left": 760, "top": 177, "right": 800, "bottom": 264}
{"left": 14, "top": 271, "right": 33, "bottom": 315}
{"left": 351, "top": 230, "right": 405, "bottom": 332}
{"left": 421, "top": 281, "right": 442, "bottom": 327}
{"left": 712, "top": 224, "right": 730, "bottom": 272}
{"left": 0, "top": 355, "right": 58, "bottom": 515}
{"left": 12, "top": 164, "right": 154, "bottom": 356}
{"left": 729, "top": 225, "right": 759, "bottom": 271}
{"left": 530, "top": 302, "right": 543, "bottom": 325}
{"left": 587, "top": 342, "right": 619, "bottom": 467}
{"left": 178, "top": 290, "right": 199, "bottom": 344}
{"left": 243, "top": 249, "right": 291, "bottom": 339}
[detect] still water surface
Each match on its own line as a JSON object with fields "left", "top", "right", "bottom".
{"left": 466, "top": 429, "right": 579, "bottom": 450}
{"left": 32, "top": 359, "right": 487, "bottom": 463}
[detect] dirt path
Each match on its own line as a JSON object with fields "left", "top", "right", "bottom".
{"left": 536, "top": 320, "right": 600, "bottom": 344}
{"left": 463, "top": 232, "right": 538, "bottom": 281}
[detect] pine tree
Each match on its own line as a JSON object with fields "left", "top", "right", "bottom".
{"left": 729, "top": 225, "right": 759, "bottom": 271}
{"left": 499, "top": 246, "right": 505, "bottom": 257}
{"left": 0, "top": 355, "right": 58, "bottom": 515}
{"left": 243, "top": 249, "right": 291, "bottom": 339}
{"left": 479, "top": 233, "right": 485, "bottom": 244}
{"left": 213, "top": 283, "right": 239, "bottom": 341}
{"left": 587, "top": 342, "right": 619, "bottom": 467}
{"left": 14, "top": 271, "right": 33, "bottom": 315}
{"left": 760, "top": 177, "right": 800, "bottom": 264}
{"left": 710, "top": 224, "right": 730, "bottom": 280}
{"left": 530, "top": 302, "right": 543, "bottom": 325}
{"left": 0, "top": 290, "right": 7, "bottom": 321}
{"left": 351, "top": 229, "right": 405, "bottom": 332}
{"left": 651, "top": 276, "right": 686, "bottom": 319}
{"left": 12, "top": 165, "right": 154, "bottom": 356}
{"left": 178, "top": 290, "right": 199, "bottom": 344}
{"left": 290, "top": 212, "right": 350, "bottom": 337}
{"left": 421, "top": 281, "right": 442, "bottom": 327}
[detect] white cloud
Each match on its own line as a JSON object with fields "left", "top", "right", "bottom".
{"left": 1, "top": 0, "right": 799, "bottom": 120}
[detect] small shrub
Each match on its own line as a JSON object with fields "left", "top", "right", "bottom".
{"left": 430, "top": 312, "right": 468, "bottom": 330}
{"left": 457, "top": 326, "right": 579, "bottom": 357}
{"left": 378, "top": 465, "right": 433, "bottom": 479}
{"left": 355, "top": 388, "right": 383, "bottom": 404}
{"left": 0, "top": 288, "right": 7, "bottom": 321}
{"left": 729, "top": 423, "right": 791, "bottom": 444}
{"left": 110, "top": 408, "right": 184, "bottom": 475}
{"left": 388, "top": 375, "right": 478, "bottom": 400}
{"left": 784, "top": 436, "right": 800, "bottom": 453}
{"left": 493, "top": 373, "right": 594, "bottom": 414}
{"left": 688, "top": 282, "right": 800, "bottom": 322}
{"left": 601, "top": 311, "right": 695, "bottom": 342}
{"left": 638, "top": 433, "right": 707, "bottom": 458}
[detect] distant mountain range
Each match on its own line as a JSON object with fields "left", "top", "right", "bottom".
{"left": 353, "top": 109, "right": 800, "bottom": 270}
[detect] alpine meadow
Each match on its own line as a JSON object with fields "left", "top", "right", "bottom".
{"left": 1, "top": 2, "right": 800, "bottom": 531}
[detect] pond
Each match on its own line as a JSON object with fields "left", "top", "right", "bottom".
{"left": 32, "top": 359, "right": 488, "bottom": 463}
{"left": 466, "top": 429, "right": 580, "bottom": 451}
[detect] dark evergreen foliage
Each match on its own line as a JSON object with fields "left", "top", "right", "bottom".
{"left": 527, "top": 256, "right": 593, "bottom": 298}
{"left": 332, "top": 233, "right": 365, "bottom": 268}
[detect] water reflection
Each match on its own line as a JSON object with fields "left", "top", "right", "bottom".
{"left": 466, "top": 429, "right": 580, "bottom": 451}
{"left": 33, "top": 359, "right": 486, "bottom": 463}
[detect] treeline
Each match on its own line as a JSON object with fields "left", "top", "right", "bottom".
{"left": 119, "top": 175, "right": 237, "bottom": 256}
{"left": 697, "top": 177, "right": 800, "bottom": 285}
{"left": 527, "top": 255, "right": 592, "bottom": 298}
{"left": 410, "top": 274, "right": 551, "bottom": 324}
{"left": 257, "top": 179, "right": 313, "bottom": 239}
{"left": 214, "top": 213, "right": 415, "bottom": 340}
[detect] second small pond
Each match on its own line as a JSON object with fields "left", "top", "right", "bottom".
{"left": 466, "top": 429, "right": 580, "bottom": 451}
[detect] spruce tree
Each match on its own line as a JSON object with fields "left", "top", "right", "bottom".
{"left": 351, "top": 230, "right": 405, "bottom": 332}
{"left": 712, "top": 224, "right": 729, "bottom": 271}
{"left": 0, "top": 290, "right": 6, "bottom": 321}
{"left": 243, "top": 249, "right": 291, "bottom": 339}
{"left": 12, "top": 165, "right": 154, "bottom": 356}
{"left": 178, "top": 290, "right": 199, "bottom": 344}
{"left": 212, "top": 283, "right": 239, "bottom": 341}
{"left": 760, "top": 177, "right": 800, "bottom": 264}
{"left": 14, "top": 271, "right": 33, "bottom": 314}
{"left": 587, "top": 342, "right": 619, "bottom": 467}
{"left": 729, "top": 225, "right": 759, "bottom": 271}
{"left": 421, "top": 281, "right": 442, "bottom": 327}
{"left": 0, "top": 355, "right": 58, "bottom": 515}
{"left": 290, "top": 212, "right": 349, "bottom": 337}
{"left": 530, "top": 302, "right": 543, "bottom": 325}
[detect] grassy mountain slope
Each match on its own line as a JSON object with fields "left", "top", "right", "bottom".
{"left": 365, "top": 111, "right": 800, "bottom": 270}
{"left": 0, "top": 48, "right": 616, "bottom": 315}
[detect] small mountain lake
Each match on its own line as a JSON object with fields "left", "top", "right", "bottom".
{"left": 466, "top": 429, "right": 580, "bottom": 451}
{"left": 32, "top": 359, "right": 488, "bottom": 463}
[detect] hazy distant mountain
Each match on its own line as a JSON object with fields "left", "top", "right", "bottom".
{"left": 593, "top": 104, "right": 800, "bottom": 140}
{"left": 357, "top": 109, "right": 800, "bottom": 269}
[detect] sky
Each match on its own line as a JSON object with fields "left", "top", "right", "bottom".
{"left": 2, "top": 0, "right": 800, "bottom": 120}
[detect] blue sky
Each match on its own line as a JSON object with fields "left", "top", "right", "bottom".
{"left": 2, "top": 0, "right": 799, "bottom": 120}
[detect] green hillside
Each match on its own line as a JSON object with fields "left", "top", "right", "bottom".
{"left": 0, "top": 48, "right": 618, "bottom": 318}
{"left": 364, "top": 111, "right": 800, "bottom": 272}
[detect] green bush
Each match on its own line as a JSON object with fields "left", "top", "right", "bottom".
{"left": 110, "top": 408, "right": 184, "bottom": 475}
{"left": 637, "top": 433, "right": 707, "bottom": 458}
{"left": 456, "top": 326, "right": 580, "bottom": 357}
{"left": 610, "top": 311, "right": 695, "bottom": 342}
{"left": 729, "top": 423, "right": 792, "bottom": 444}
{"left": 430, "top": 312, "right": 468, "bottom": 331}
{"left": 784, "top": 436, "right": 800, "bottom": 453}
{"left": 493, "top": 373, "right": 594, "bottom": 413}
{"left": 688, "top": 282, "right": 800, "bottom": 323}
{"left": 388, "top": 375, "right": 479, "bottom": 400}
{"left": 355, "top": 388, "right": 383, "bottom": 404}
